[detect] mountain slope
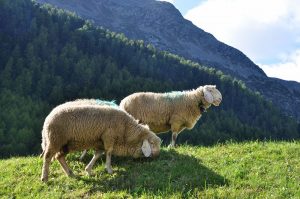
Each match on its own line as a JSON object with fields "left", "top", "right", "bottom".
{"left": 36, "top": 0, "right": 266, "bottom": 79}
{"left": 0, "top": 0, "right": 299, "bottom": 157}
{"left": 36, "top": 0, "right": 300, "bottom": 121}
{"left": 1, "top": 142, "right": 299, "bottom": 198}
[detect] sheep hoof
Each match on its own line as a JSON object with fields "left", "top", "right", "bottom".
{"left": 86, "top": 171, "right": 93, "bottom": 176}
{"left": 107, "top": 170, "right": 113, "bottom": 174}
{"left": 41, "top": 176, "right": 48, "bottom": 182}
{"left": 168, "top": 144, "right": 175, "bottom": 148}
{"left": 85, "top": 167, "right": 93, "bottom": 176}
{"left": 106, "top": 168, "right": 113, "bottom": 174}
{"left": 68, "top": 170, "right": 75, "bottom": 178}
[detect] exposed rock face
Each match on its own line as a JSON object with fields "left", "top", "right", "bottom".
{"left": 37, "top": 0, "right": 300, "bottom": 121}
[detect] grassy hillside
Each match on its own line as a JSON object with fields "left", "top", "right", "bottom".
{"left": 1, "top": 142, "right": 299, "bottom": 198}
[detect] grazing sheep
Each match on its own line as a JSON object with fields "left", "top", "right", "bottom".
{"left": 120, "top": 85, "right": 222, "bottom": 147}
{"left": 58, "top": 99, "right": 119, "bottom": 161}
{"left": 41, "top": 104, "right": 161, "bottom": 182}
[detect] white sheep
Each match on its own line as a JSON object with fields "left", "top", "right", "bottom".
{"left": 40, "top": 103, "right": 161, "bottom": 182}
{"left": 120, "top": 85, "right": 222, "bottom": 147}
{"left": 54, "top": 99, "right": 119, "bottom": 161}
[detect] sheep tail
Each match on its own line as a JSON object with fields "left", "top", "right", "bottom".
{"left": 40, "top": 129, "right": 47, "bottom": 158}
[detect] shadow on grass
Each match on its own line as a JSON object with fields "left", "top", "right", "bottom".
{"left": 72, "top": 149, "right": 229, "bottom": 196}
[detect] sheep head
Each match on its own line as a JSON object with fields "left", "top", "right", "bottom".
{"left": 202, "top": 85, "right": 222, "bottom": 106}
{"left": 144, "top": 133, "right": 161, "bottom": 158}
{"left": 131, "top": 125, "right": 161, "bottom": 158}
{"left": 197, "top": 85, "right": 222, "bottom": 109}
{"left": 138, "top": 133, "right": 161, "bottom": 158}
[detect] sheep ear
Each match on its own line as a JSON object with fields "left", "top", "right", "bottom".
{"left": 203, "top": 88, "right": 214, "bottom": 104}
{"left": 141, "top": 139, "right": 151, "bottom": 157}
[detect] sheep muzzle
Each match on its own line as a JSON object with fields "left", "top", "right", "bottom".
{"left": 151, "top": 150, "right": 160, "bottom": 158}
{"left": 213, "top": 98, "right": 222, "bottom": 106}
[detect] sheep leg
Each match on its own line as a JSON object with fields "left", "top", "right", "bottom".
{"left": 41, "top": 149, "right": 54, "bottom": 182}
{"left": 79, "top": 150, "right": 87, "bottom": 161}
{"left": 169, "top": 132, "right": 178, "bottom": 148}
{"left": 168, "top": 124, "right": 185, "bottom": 148}
{"left": 105, "top": 149, "right": 113, "bottom": 174}
{"left": 85, "top": 150, "right": 103, "bottom": 176}
{"left": 57, "top": 154, "right": 75, "bottom": 177}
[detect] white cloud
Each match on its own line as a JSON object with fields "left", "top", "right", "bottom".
{"left": 184, "top": 0, "right": 300, "bottom": 82}
{"left": 158, "top": 0, "right": 175, "bottom": 4}
{"left": 260, "top": 50, "right": 300, "bottom": 82}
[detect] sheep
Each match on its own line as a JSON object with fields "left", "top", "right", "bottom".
{"left": 120, "top": 85, "right": 222, "bottom": 147}
{"left": 57, "top": 99, "right": 119, "bottom": 161}
{"left": 40, "top": 103, "right": 161, "bottom": 182}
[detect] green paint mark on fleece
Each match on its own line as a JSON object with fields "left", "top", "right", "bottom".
{"left": 163, "top": 91, "right": 184, "bottom": 100}
{"left": 95, "top": 99, "right": 119, "bottom": 108}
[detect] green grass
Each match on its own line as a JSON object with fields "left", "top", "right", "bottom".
{"left": 0, "top": 141, "right": 300, "bottom": 198}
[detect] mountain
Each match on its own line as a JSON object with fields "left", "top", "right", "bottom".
{"left": 36, "top": 0, "right": 300, "bottom": 121}
{"left": 36, "top": 0, "right": 266, "bottom": 79}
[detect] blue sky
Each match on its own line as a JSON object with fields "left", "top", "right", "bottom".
{"left": 169, "top": 0, "right": 200, "bottom": 15}
{"left": 161, "top": 0, "right": 300, "bottom": 82}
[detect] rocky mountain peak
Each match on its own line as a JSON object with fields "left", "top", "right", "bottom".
{"left": 37, "top": 0, "right": 266, "bottom": 79}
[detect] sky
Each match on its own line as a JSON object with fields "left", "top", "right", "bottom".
{"left": 160, "top": 0, "right": 300, "bottom": 83}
